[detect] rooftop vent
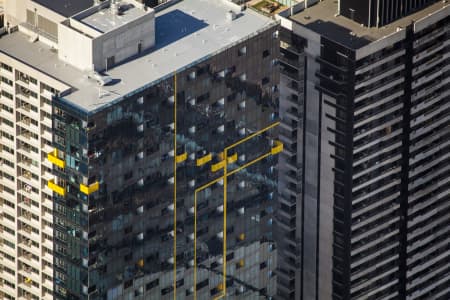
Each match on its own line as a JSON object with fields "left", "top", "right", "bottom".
{"left": 88, "top": 71, "right": 113, "bottom": 86}
{"left": 349, "top": 8, "right": 356, "bottom": 21}
{"left": 226, "top": 10, "right": 237, "bottom": 21}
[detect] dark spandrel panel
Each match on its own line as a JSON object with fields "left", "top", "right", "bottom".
{"left": 32, "top": 0, "right": 93, "bottom": 17}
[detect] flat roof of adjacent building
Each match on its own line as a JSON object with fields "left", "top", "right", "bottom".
{"left": 289, "top": 0, "right": 448, "bottom": 49}
{"left": 32, "top": 0, "right": 94, "bottom": 17}
{"left": 77, "top": 2, "right": 148, "bottom": 33}
{"left": 0, "top": 0, "right": 276, "bottom": 114}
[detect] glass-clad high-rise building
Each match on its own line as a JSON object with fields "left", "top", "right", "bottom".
{"left": 0, "top": 0, "right": 280, "bottom": 299}
{"left": 275, "top": 0, "right": 449, "bottom": 299}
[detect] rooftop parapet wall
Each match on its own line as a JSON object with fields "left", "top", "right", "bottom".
{"left": 57, "top": 0, "right": 155, "bottom": 71}
{"left": 278, "top": 0, "right": 449, "bottom": 51}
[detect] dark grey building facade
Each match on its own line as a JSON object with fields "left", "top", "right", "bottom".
{"left": 0, "top": 0, "right": 281, "bottom": 299}
{"left": 340, "top": 0, "right": 441, "bottom": 27}
{"left": 276, "top": 0, "right": 450, "bottom": 299}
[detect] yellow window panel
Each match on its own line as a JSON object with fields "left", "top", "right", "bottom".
{"left": 211, "top": 160, "right": 226, "bottom": 172}
{"left": 196, "top": 153, "right": 212, "bottom": 166}
{"left": 238, "top": 259, "right": 245, "bottom": 268}
{"left": 239, "top": 233, "right": 245, "bottom": 241}
{"left": 47, "top": 179, "right": 65, "bottom": 196}
{"left": 47, "top": 149, "right": 65, "bottom": 168}
{"left": 80, "top": 182, "right": 99, "bottom": 195}
{"left": 175, "top": 152, "right": 187, "bottom": 163}
{"left": 218, "top": 151, "right": 224, "bottom": 161}
{"left": 227, "top": 153, "right": 238, "bottom": 164}
{"left": 271, "top": 141, "right": 283, "bottom": 155}
{"left": 137, "top": 259, "right": 144, "bottom": 267}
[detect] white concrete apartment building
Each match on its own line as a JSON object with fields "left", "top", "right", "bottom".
{"left": 0, "top": 1, "right": 154, "bottom": 299}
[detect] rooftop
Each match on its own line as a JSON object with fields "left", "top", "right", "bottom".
{"left": 75, "top": 2, "right": 148, "bottom": 33}
{"left": 289, "top": 0, "right": 449, "bottom": 49}
{"left": 0, "top": 0, "right": 276, "bottom": 114}
{"left": 32, "top": 0, "right": 94, "bottom": 17}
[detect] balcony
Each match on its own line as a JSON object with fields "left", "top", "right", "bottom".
{"left": 18, "top": 117, "right": 40, "bottom": 133}
{"left": 280, "top": 51, "right": 301, "bottom": 69}
{"left": 282, "top": 144, "right": 296, "bottom": 158}
{"left": 316, "top": 56, "right": 348, "bottom": 72}
{"left": 80, "top": 182, "right": 99, "bottom": 195}
{"left": 0, "top": 134, "right": 15, "bottom": 149}
{"left": 19, "top": 238, "right": 39, "bottom": 253}
{"left": 41, "top": 128, "right": 53, "bottom": 142}
{"left": 17, "top": 103, "right": 39, "bottom": 120}
{"left": 42, "top": 210, "right": 53, "bottom": 224}
{"left": 0, "top": 122, "right": 14, "bottom": 137}
{"left": 280, "top": 119, "right": 298, "bottom": 132}
{"left": 19, "top": 223, "right": 40, "bottom": 241}
{"left": 41, "top": 89, "right": 55, "bottom": 100}
{"left": 42, "top": 237, "right": 53, "bottom": 250}
{"left": 47, "top": 179, "right": 65, "bottom": 196}
{"left": 0, "top": 65, "right": 14, "bottom": 78}
{"left": 47, "top": 149, "right": 65, "bottom": 168}
{"left": 42, "top": 223, "right": 53, "bottom": 237}
{"left": 42, "top": 277, "right": 53, "bottom": 292}
{"left": 40, "top": 98, "right": 53, "bottom": 113}
{"left": 42, "top": 197, "right": 53, "bottom": 211}
{"left": 41, "top": 114, "right": 52, "bottom": 128}
{"left": 285, "top": 107, "right": 302, "bottom": 122}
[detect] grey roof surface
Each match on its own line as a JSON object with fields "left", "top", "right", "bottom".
{"left": 289, "top": 0, "right": 448, "bottom": 49}
{"left": 79, "top": 3, "right": 148, "bottom": 33}
{"left": 32, "top": 0, "right": 94, "bottom": 17}
{"left": 0, "top": 0, "right": 275, "bottom": 114}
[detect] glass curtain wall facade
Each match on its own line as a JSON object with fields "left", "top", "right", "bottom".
{"left": 52, "top": 26, "right": 281, "bottom": 300}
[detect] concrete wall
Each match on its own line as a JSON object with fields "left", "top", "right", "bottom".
{"left": 318, "top": 93, "right": 335, "bottom": 300}
{"left": 58, "top": 21, "right": 94, "bottom": 71}
{"left": 69, "top": 18, "right": 102, "bottom": 38}
{"left": 298, "top": 22, "right": 321, "bottom": 300}
{"left": 4, "top": 0, "right": 65, "bottom": 27}
{"left": 92, "top": 10, "right": 155, "bottom": 71}
{"left": 58, "top": 9, "right": 155, "bottom": 72}
{"left": 4, "top": 0, "right": 26, "bottom": 26}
